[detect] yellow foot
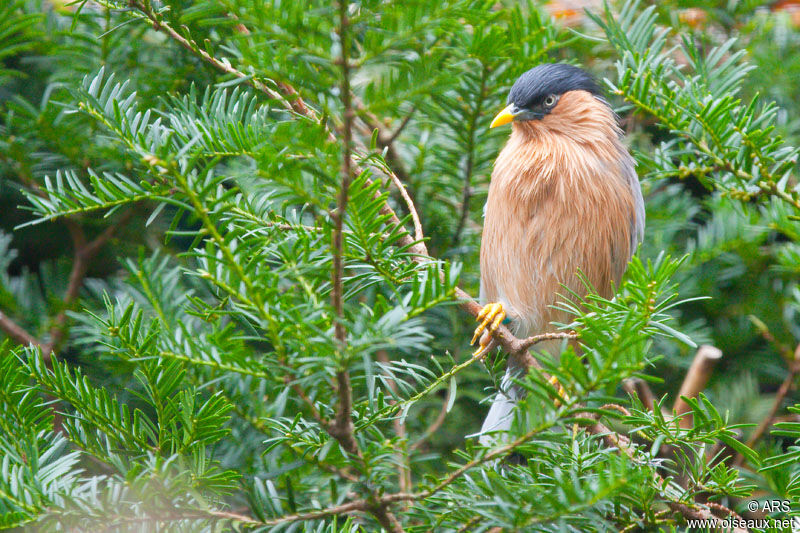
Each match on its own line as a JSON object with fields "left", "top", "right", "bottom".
{"left": 548, "top": 374, "right": 570, "bottom": 406}
{"left": 470, "top": 302, "right": 506, "bottom": 357}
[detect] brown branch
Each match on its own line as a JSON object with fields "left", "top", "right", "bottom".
{"left": 598, "top": 403, "right": 632, "bottom": 417}
{"left": 515, "top": 331, "right": 578, "bottom": 354}
{"left": 126, "top": 1, "right": 293, "bottom": 112}
{"left": 672, "top": 345, "right": 723, "bottom": 428}
{"left": 749, "top": 315, "right": 795, "bottom": 360}
{"left": 42, "top": 209, "right": 135, "bottom": 361}
{"left": 0, "top": 310, "right": 41, "bottom": 348}
{"left": 622, "top": 377, "right": 656, "bottom": 411}
{"left": 260, "top": 500, "right": 367, "bottom": 526}
{"left": 222, "top": 497, "right": 390, "bottom": 529}
{"left": 355, "top": 102, "right": 417, "bottom": 194}
{"left": 329, "top": 371, "right": 359, "bottom": 456}
{"left": 283, "top": 376, "right": 328, "bottom": 426}
{"left": 386, "top": 169, "right": 424, "bottom": 243}
{"left": 326, "top": 0, "right": 361, "bottom": 462}
{"left": 409, "top": 384, "right": 451, "bottom": 452}
{"left": 733, "top": 343, "right": 800, "bottom": 466}
{"left": 0, "top": 176, "right": 132, "bottom": 359}
{"left": 581, "top": 413, "right": 747, "bottom": 532}
{"left": 382, "top": 107, "right": 416, "bottom": 147}
{"left": 91, "top": 508, "right": 264, "bottom": 527}
{"left": 705, "top": 501, "right": 743, "bottom": 522}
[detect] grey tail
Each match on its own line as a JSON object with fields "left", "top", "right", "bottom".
{"left": 476, "top": 368, "right": 523, "bottom": 447}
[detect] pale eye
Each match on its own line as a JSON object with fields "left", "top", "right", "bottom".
{"left": 543, "top": 94, "right": 557, "bottom": 108}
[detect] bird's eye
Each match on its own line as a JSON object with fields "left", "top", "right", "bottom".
{"left": 543, "top": 94, "right": 558, "bottom": 108}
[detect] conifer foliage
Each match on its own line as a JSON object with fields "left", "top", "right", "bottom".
{"left": 1, "top": 0, "right": 800, "bottom": 531}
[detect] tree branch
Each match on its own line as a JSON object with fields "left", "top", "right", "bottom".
{"left": 355, "top": 101, "right": 418, "bottom": 201}
{"left": 258, "top": 501, "right": 367, "bottom": 526}
{"left": 409, "top": 382, "right": 451, "bottom": 452}
{"left": 386, "top": 168, "right": 424, "bottom": 244}
{"left": 382, "top": 107, "right": 416, "bottom": 146}
{"left": 326, "top": 0, "right": 361, "bottom": 463}
{"left": 581, "top": 413, "right": 747, "bottom": 532}
{"left": 622, "top": 377, "right": 656, "bottom": 411}
{"left": 0, "top": 310, "right": 41, "bottom": 348}
{"left": 122, "top": 1, "right": 294, "bottom": 112}
{"left": 42, "top": 209, "right": 134, "bottom": 361}
{"left": 733, "top": 343, "right": 800, "bottom": 466}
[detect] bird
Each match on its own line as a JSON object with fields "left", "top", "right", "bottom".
{"left": 470, "top": 63, "right": 645, "bottom": 446}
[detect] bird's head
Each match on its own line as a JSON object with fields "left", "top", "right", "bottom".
{"left": 490, "top": 63, "right": 615, "bottom": 141}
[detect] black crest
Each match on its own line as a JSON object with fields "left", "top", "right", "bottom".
{"left": 508, "top": 63, "right": 602, "bottom": 109}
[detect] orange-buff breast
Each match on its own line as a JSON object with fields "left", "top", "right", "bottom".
{"left": 480, "top": 90, "right": 638, "bottom": 340}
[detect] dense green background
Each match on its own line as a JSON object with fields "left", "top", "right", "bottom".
{"left": 1, "top": 0, "right": 800, "bottom": 531}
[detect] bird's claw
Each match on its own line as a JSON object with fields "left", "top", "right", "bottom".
{"left": 548, "top": 374, "right": 570, "bottom": 406}
{"left": 470, "top": 302, "right": 506, "bottom": 357}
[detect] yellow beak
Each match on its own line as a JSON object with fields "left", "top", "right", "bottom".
{"left": 490, "top": 104, "right": 515, "bottom": 128}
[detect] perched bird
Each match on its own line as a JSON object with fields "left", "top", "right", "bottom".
{"left": 471, "top": 63, "right": 644, "bottom": 445}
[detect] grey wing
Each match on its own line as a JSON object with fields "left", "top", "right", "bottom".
{"left": 622, "top": 155, "right": 645, "bottom": 257}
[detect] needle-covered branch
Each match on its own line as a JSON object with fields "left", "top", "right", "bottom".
{"left": 327, "top": 0, "right": 360, "bottom": 461}
{"left": 672, "top": 345, "right": 723, "bottom": 429}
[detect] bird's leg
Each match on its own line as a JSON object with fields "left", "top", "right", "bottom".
{"left": 470, "top": 302, "right": 506, "bottom": 357}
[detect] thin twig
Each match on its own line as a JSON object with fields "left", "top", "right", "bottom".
{"left": 259, "top": 500, "right": 367, "bottom": 526}
{"left": 386, "top": 169, "right": 424, "bottom": 243}
{"left": 355, "top": 101, "right": 418, "bottom": 202}
{"left": 283, "top": 376, "right": 328, "bottom": 427}
{"left": 382, "top": 107, "right": 416, "bottom": 146}
{"left": 733, "top": 343, "right": 800, "bottom": 466}
{"left": 124, "top": 1, "right": 293, "bottom": 111}
{"left": 581, "top": 414, "right": 747, "bottom": 532}
{"left": 622, "top": 377, "right": 656, "bottom": 412}
{"left": 409, "top": 385, "right": 451, "bottom": 452}
{"left": 749, "top": 315, "right": 795, "bottom": 360}
{"left": 0, "top": 207, "right": 132, "bottom": 360}
{"left": 598, "top": 403, "right": 632, "bottom": 417}
{"left": 0, "top": 311, "right": 41, "bottom": 347}
{"left": 43, "top": 209, "right": 135, "bottom": 360}
{"left": 515, "top": 331, "right": 578, "bottom": 354}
